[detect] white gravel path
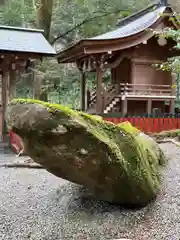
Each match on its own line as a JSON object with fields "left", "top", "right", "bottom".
{"left": 0, "top": 143, "right": 179, "bottom": 240}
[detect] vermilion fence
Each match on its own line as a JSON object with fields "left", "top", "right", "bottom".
{"left": 103, "top": 115, "right": 180, "bottom": 133}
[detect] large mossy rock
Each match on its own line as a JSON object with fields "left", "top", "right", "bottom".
{"left": 6, "top": 99, "right": 166, "bottom": 207}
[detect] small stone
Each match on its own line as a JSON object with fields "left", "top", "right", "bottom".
{"left": 58, "top": 145, "right": 68, "bottom": 150}
{"left": 27, "top": 232, "right": 31, "bottom": 238}
{"left": 79, "top": 148, "right": 88, "bottom": 155}
{"left": 52, "top": 125, "right": 67, "bottom": 134}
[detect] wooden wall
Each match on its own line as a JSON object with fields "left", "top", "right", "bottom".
{"left": 112, "top": 58, "right": 131, "bottom": 84}
{"left": 131, "top": 37, "right": 172, "bottom": 85}
{"left": 112, "top": 37, "right": 173, "bottom": 86}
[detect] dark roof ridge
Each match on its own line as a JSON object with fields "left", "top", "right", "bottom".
{"left": 117, "top": 1, "right": 164, "bottom": 27}
{"left": 0, "top": 25, "right": 44, "bottom": 33}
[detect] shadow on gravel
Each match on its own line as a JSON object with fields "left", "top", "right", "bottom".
{"left": 46, "top": 183, "right": 157, "bottom": 239}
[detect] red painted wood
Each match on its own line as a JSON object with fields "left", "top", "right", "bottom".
{"left": 104, "top": 117, "right": 180, "bottom": 133}
{"left": 178, "top": 119, "right": 180, "bottom": 129}
{"left": 9, "top": 130, "right": 24, "bottom": 154}
{"left": 169, "top": 118, "right": 174, "bottom": 130}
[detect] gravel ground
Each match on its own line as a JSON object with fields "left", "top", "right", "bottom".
{"left": 0, "top": 143, "right": 179, "bottom": 240}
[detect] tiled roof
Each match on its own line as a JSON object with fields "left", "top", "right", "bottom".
{"left": 0, "top": 25, "right": 56, "bottom": 55}
{"left": 90, "top": 5, "right": 166, "bottom": 40}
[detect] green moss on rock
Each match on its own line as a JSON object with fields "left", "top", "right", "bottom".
{"left": 118, "top": 121, "right": 140, "bottom": 135}
{"left": 7, "top": 99, "right": 166, "bottom": 207}
{"left": 151, "top": 129, "right": 180, "bottom": 140}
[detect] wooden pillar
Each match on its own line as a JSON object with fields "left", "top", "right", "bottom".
{"left": 147, "top": 99, "right": 152, "bottom": 115}
{"left": 170, "top": 73, "right": 176, "bottom": 114}
{"left": 96, "top": 66, "right": 103, "bottom": 114}
{"left": 9, "top": 69, "right": 17, "bottom": 102}
{"left": 86, "top": 89, "right": 90, "bottom": 110}
{"left": 80, "top": 72, "right": 86, "bottom": 111}
{"left": 121, "top": 96, "right": 127, "bottom": 116}
{"left": 1, "top": 71, "right": 7, "bottom": 141}
{"left": 170, "top": 99, "right": 175, "bottom": 114}
{"left": 171, "top": 73, "right": 176, "bottom": 96}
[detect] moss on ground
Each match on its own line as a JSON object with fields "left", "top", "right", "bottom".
{"left": 151, "top": 129, "right": 180, "bottom": 140}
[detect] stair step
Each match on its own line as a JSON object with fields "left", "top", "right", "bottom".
{"left": 104, "top": 97, "right": 120, "bottom": 114}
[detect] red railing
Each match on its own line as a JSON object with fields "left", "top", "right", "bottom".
{"left": 104, "top": 117, "right": 180, "bottom": 133}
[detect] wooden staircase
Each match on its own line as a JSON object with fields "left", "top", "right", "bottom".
{"left": 103, "top": 96, "right": 120, "bottom": 114}
{"left": 87, "top": 83, "right": 174, "bottom": 114}
{"left": 87, "top": 85, "right": 120, "bottom": 114}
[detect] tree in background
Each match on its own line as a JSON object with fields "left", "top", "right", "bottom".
{"left": 153, "top": 8, "right": 180, "bottom": 108}
{"left": 157, "top": 29, "right": 180, "bottom": 74}
{"left": 34, "top": 0, "right": 54, "bottom": 40}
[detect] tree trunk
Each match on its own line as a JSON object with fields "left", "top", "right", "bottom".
{"left": 34, "top": 0, "right": 54, "bottom": 40}
{"left": 33, "top": 73, "right": 44, "bottom": 99}
{"left": 32, "top": 0, "right": 54, "bottom": 99}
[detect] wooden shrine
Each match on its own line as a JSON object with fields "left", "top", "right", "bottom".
{"left": 0, "top": 25, "right": 56, "bottom": 141}
{"left": 57, "top": 0, "right": 180, "bottom": 116}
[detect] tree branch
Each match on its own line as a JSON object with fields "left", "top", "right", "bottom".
{"left": 0, "top": 163, "right": 44, "bottom": 169}
{"left": 33, "top": 0, "right": 42, "bottom": 10}
{"left": 51, "top": 8, "right": 130, "bottom": 44}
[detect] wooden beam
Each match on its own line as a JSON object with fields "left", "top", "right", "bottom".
{"left": 83, "top": 27, "right": 158, "bottom": 54}
{"left": 122, "top": 95, "right": 175, "bottom": 99}
{"left": 0, "top": 58, "right": 28, "bottom": 72}
{"left": 1, "top": 70, "right": 7, "bottom": 141}
{"left": 104, "top": 53, "right": 128, "bottom": 69}
{"left": 0, "top": 51, "right": 45, "bottom": 60}
{"left": 131, "top": 58, "right": 164, "bottom": 65}
{"left": 80, "top": 72, "right": 86, "bottom": 111}
{"left": 124, "top": 97, "right": 174, "bottom": 101}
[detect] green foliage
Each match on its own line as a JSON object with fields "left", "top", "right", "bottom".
{"left": 154, "top": 27, "right": 180, "bottom": 74}
{"left": 0, "top": 0, "right": 23, "bottom": 26}
{"left": 0, "top": 0, "right": 35, "bottom": 26}
{"left": 151, "top": 129, "right": 180, "bottom": 139}
{"left": 52, "top": 0, "right": 151, "bottom": 44}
